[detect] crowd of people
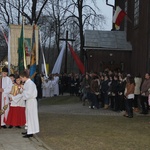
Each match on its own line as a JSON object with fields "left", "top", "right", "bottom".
{"left": 0, "top": 67, "right": 39, "bottom": 138}
{"left": 41, "top": 69, "right": 150, "bottom": 118}
{"left": 80, "top": 70, "right": 150, "bottom": 118}
{"left": 1, "top": 65, "right": 149, "bottom": 137}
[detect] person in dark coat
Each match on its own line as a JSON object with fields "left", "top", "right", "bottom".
{"left": 118, "top": 74, "right": 126, "bottom": 111}
{"left": 89, "top": 76, "right": 100, "bottom": 109}
{"left": 112, "top": 75, "right": 120, "bottom": 111}
{"left": 34, "top": 71, "right": 42, "bottom": 100}
{"left": 68, "top": 73, "right": 76, "bottom": 95}
{"left": 101, "top": 74, "right": 110, "bottom": 109}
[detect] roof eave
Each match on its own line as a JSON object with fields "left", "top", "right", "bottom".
{"left": 83, "top": 47, "right": 132, "bottom": 51}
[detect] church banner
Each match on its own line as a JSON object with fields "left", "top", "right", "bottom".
{"left": 9, "top": 24, "right": 39, "bottom": 66}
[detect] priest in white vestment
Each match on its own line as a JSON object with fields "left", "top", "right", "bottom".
{"left": 0, "top": 67, "right": 13, "bottom": 128}
{"left": 10, "top": 71, "right": 39, "bottom": 138}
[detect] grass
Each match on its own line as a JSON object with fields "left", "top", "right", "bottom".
{"left": 38, "top": 95, "right": 150, "bottom": 150}
{"left": 39, "top": 95, "right": 80, "bottom": 105}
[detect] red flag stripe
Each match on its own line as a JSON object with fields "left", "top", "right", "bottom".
{"left": 113, "top": 6, "right": 126, "bottom": 27}
{"left": 68, "top": 43, "right": 85, "bottom": 74}
{"left": 115, "top": 10, "right": 126, "bottom": 26}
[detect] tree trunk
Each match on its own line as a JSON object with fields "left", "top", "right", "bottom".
{"left": 78, "top": 0, "right": 84, "bottom": 64}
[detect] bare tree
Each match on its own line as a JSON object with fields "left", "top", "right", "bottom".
{"left": 0, "top": 0, "right": 106, "bottom": 73}
{"left": 43, "top": 0, "right": 71, "bottom": 54}
{"left": 37, "top": 0, "right": 105, "bottom": 72}
{"left": 61, "top": 0, "right": 105, "bottom": 63}
{"left": 0, "top": 0, "right": 49, "bottom": 25}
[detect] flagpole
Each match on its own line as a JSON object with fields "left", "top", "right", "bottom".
{"left": 22, "top": 16, "right": 27, "bottom": 69}
{"left": 8, "top": 29, "right": 11, "bottom": 75}
{"left": 21, "top": 0, "right": 27, "bottom": 70}
{"left": 39, "top": 30, "right": 48, "bottom": 77}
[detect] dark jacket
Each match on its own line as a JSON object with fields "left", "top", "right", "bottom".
{"left": 101, "top": 79, "right": 109, "bottom": 93}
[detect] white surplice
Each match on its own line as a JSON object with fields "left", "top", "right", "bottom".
{"left": 12, "top": 79, "right": 39, "bottom": 134}
{"left": 53, "top": 76, "right": 59, "bottom": 96}
{"left": 1, "top": 76, "right": 13, "bottom": 126}
{"left": 42, "top": 80, "right": 50, "bottom": 97}
{"left": 9, "top": 85, "right": 25, "bottom": 107}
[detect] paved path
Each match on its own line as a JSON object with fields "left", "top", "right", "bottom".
{"left": 0, "top": 127, "right": 52, "bottom": 150}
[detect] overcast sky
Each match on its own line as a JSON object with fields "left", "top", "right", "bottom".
{"left": 99, "top": 0, "right": 115, "bottom": 30}
{"left": 88, "top": 0, "right": 115, "bottom": 30}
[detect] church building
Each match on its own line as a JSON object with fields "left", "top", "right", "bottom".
{"left": 84, "top": 0, "right": 150, "bottom": 77}
{"left": 115, "top": 0, "right": 150, "bottom": 76}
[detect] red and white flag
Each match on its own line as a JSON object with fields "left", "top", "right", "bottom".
{"left": 68, "top": 43, "right": 85, "bottom": 74}
{"left": 113, "top": 6, "right": 126, "bottom": 30}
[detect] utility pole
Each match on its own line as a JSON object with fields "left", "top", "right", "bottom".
{"left": 59, "top": 30, "right": 75, "bottom": 73}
